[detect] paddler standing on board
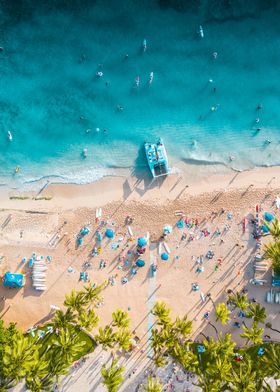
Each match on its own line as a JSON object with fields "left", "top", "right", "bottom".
{"left": 149, "top": 72, "right": 154, "bottom": 84}
{"left": 135, "top": 75, "right": 140, "bottom": 88}
{"left": 143, "top": 39, "right": 147, "bottom": 52}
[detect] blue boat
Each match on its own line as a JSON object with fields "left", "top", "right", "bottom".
{"left": 144, "top": 138, "right": 169, "bottom": 178}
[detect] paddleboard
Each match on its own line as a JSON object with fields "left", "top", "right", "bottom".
{"left": 146, "top": 231, "right": 150, "bottom": 245}
{"left": 200, "top": 292, "right": 205, "bottom": 303}
{"left": 128, "top": 226, "right": 133, "bottom": 237}
{"left": 163, "top": 242, "right": 171, "bottom": 254}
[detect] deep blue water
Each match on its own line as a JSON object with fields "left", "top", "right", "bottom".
{"left": 0, "top": 0, "right": 280, "bottom": 188}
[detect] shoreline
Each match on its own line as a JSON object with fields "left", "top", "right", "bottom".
{"left": 0, "top": 164, "right": 279, "bottom": 211}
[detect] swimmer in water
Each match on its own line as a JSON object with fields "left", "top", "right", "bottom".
{"left": 15, "top": 166, "right": 20, "bottom": 174}
{"left": 257, "top": 104, "right": 262, "bottom": 110}
{"left": 117, "top": 105, "right": 124, "bottom": 112}
{"left": 212, "top": 52, "right": 218, "bottom": 59}
{"left": 229, "top": 155, "right": 235, "bottom": 161}
{"left": 82, "top": 148, "right": 88, "bottom": 158}
{"left": 255, "top": 118, "right": 260, "bottom": 123}
{"left": 96, "top": 127, "right": 100, "bottom": 132}
{"left": 96, "top": 71, "right": 103, "bottom": 77}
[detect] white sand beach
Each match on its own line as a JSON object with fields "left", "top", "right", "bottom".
{"left": 1, "top": 165, "right": 280, "bottom": 391}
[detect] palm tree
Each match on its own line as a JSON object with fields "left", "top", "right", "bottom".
{"left": 206, "top": 357, "right": 232, "bottom": 386}
{"left": 2, "top": 333, "right": 36, "bottom": 382}
{"left": 52, "top": 329, "right": 86, "bottom": 363}
{"left": 25, "top": 359, "right": 54, "bottom": 392}
{"left": 265, "top": 321, "right": 280, "bottom": 335}
{"left": 229, "top": 359, "right": 257, "bottom": 392}
{"left": 95, "top": 326, "right": 117, "bottom": 350}
{"left": 115, "top": 328, "right": 132, "bottom": 351}
{"left": 78, "top": 309, "right": 99, "bottom": 330}
{"left": 266, "top": 218, "right": 280, "bottom": 240}
{"left": 52, "top": 308, "right": 76, "bottom": 330}
{"left": 101, "top": 358, "right": 124, "bottom": 392}
{"left": 81, "top": 283, "right": 104, "bottom": 306}
{"left": 203, "top": 333, "right": 236, "bottom": 361}
{"left": 153, "top": 354, "right": 167, "bottom": 368}
{"left": 143, "top": 375, "right": 163, "bottom": 392}
{"left": 112, "top": 309, "right": 130, "bottom": 329}
{"left": 172, "top": 343, "right": 198, "bottom": 371}
{"left": 227, "top": 292, "right": 249, "bottom": 311}
{"left": 246, "top": 303, "right": 266, "bottom": 324}
{"left": 240, "top": 322, "right": 264, "bottom": 345}
{"left": 152, "top": 302, "right": 171, "bottom": 326}
{"left": 264, "top": 241, "right": 280, "bottom": 276}
{"left": 215, "top": 303, "right": 231, "bottom": 325}
{"left": 208, "top": 321, "right": 220, "bottom": 341}
{"left": 173, "top": 315, "right": 192, "bottom": 339}
{"left": 64, "top": 289, "right": 86, "bottom": 312}
{"left": 262, "top": 344, "right": 280, "bottom": 378}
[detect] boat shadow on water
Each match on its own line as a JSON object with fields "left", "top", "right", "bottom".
{"left": 130, "top": 145, "right": 167, "bottom": 197}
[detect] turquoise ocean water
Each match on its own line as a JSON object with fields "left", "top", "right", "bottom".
{"left": 0, "top": 0, "right": 280, "bottom": 189}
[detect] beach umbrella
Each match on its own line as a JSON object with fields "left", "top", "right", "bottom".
{"left": 262, "top": 225, "right": 269, "bottom": 233}
{"left": 105, "top": 228, "right": 114, "bottom": 239}
{"left": 161, "top": 252, "right": 169, "bottom": 261}
{"left": 136, "top": 259, "right": 145, "bottom": 268}
{"left": 176, "top": 220, "right": 184, "bottom": 229}
{"left": 264, "top": 212, "right": 274, "bottom": 222}
{"left": 137, "top": 237, "right": 147, "bottom": 247}
{"left": 80, "top": 227, "right": 90, "bottom": 236}
{"left": 163, "top": 225, "right": 173, "bottom": 234}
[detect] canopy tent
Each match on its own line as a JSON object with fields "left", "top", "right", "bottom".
{"left": 3, "top": 272, "right": 25, "bottom": 288}
{"left": 161, "top": 252, "right": 169, "bottom": 261}
{"left": 136, "top": 259, "right": 145, "bottom": 268}
{"left": 264, "top": 212, "right": 274, "bottom": 223}
{"left": 105, "top": 229, "right": 114, "bottom": 239}
{"left": 137, "top": 237, "right": 147, "bottom": 247}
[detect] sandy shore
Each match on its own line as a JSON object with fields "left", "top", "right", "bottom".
{"left": 2, "top": 165, "right": 280, "bottom": 391}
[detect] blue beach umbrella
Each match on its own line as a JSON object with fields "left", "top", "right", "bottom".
{"left": 136, "top": 259, "right": 145, "bottom": 268}
{"left": 176, "top": 220, "right": 184, "bottom": 229}
{"left": 105, "top": 228, "right": 114, "bottom": 239}
{"left": 264, "top": 212, "right": 274, "bottom": 222}
{"left": 161, "top": 252, "right": 169, "bottom": 261}
{"left": 137, "top": 237, "right": 147, "bottom": 247}
{"left": 163, "top": 225, "right": 173, "bottom": 234}
{"left": 197, "top": 345, "right": 205, "bottom": 353}
{"left": 262, "top": 225, "right": 269, "bottom": 233}
{"left": 80, "top": 227, "right": 90, "bottom": 236}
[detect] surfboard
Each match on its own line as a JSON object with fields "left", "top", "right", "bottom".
{"left": 200, "top": 292, "right": 205, "bottom": 303}
{"left": 128, "top": 226, "right": 133, "bottom": 237}
{"left": 158, "top": 242, "right": 162, "bottom": 255}
{"left": 163, "top": 242, "right": 171, "bottom": 254}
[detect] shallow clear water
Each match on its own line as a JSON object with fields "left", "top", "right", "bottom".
{"left": 0, "top": 0, "right": 280, "bottom": 188}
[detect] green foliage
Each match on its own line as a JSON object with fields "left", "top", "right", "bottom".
{"left": 112, "top": 309, "right": 130, "bottom": 328}
{"left": 215, "top": 303, "right": 230, "bottom": 325}
{"left": 246, "top": 303, "right": 266, "bottom": 324}
{"left": 264, "top": 240, "right": 280, "bottom": 276}
{"left": 227, "top": 292, "right": 249, "bottom": 311}
{"left": 152, "top": 302, "right": 171, "bottom": 326}
{"left": 101, "top": 359, "right": 124, "bottom": 392}
{"left": 143, "top": 375, "right": 163, "bottom": 392}
{"left": 266, "top": 218, "right": 280, "bottom": 240}
{"left": 95, "top": 326, "right": 117, "bottom": 350}
{"left": 240, "top": 322, "right": 264, "bottom": 345}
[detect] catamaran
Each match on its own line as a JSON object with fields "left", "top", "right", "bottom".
{"left": 144, "top": 138, "right": 169, "bottom": 178}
